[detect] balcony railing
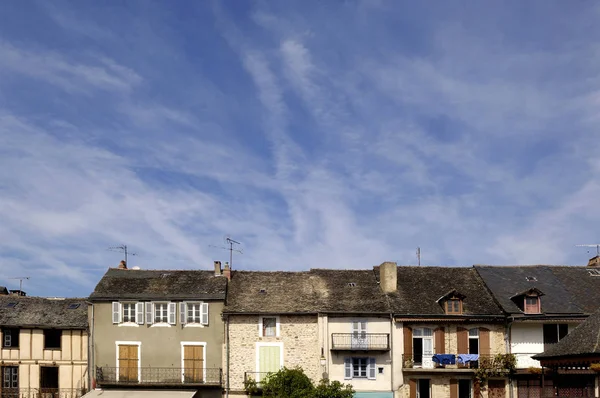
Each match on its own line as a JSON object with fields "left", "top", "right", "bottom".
{"left": 96, "top": 366, "right": 222, "bottom": 386}
{"left": 244, "top": 372, "right": 272, "bottom": 388}
{"left": 402, "top": 354, "right": 498, "bottom": 370}
{"left": 0, "top": 389, "right": 85, "bottom": 398}
{"left": 331, "top": 333, "right": 390, "bottom": 350}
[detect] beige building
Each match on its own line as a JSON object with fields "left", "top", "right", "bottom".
{"left": 0, "top": 292, "right": 88, "bottom": 398}
{"left": 87, "top": 261, "right": 228, "bottom": 398}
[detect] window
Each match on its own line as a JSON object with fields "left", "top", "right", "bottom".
{"left": 179, "top": 302, "right": 209, "bottom": 325}
{"left": 2, "top": 366, "right": 18, "bottom": 389}
{"left": 344, "top": 357, "right": 376, "bottom": 380}
{"left": 413, "top": 328, "right": 433, "bottom": 367}
{"left": 40, "top": 367, "right": 59, "bottom": 389}
{"left": 67, "top": 303, "right": 80, "bottom": 310}
{"left": 543, "top": 324, "right": 568, "bottom": 350}
{"left": 44, "top": 330, "right": 61, "bottom": 350}
{"left": 524, "top": 296, "right": 540, "bottom": 314}
{"left": 2, "top": 328, "right": 19, "bottom": 348}
{"left": 259, "top": 316, "right": 279, "bottom": 337}
{"left": 468, "top": 329, "right": 479, "bottom": 354}
{"left": 263, "top": 317, "right": 276, "bottom": 337}
{"left": 417, "top": 379, "right": 431, "bottom": 398}
{"left": 446, "top": 299, "right": 462, "bottom": 314}
{"left": 154, "top": 303, "right": 168, "bottom": 323}
{"left": 122, "top": 303, "right": 136, "bottom": 323}
{"left": 458, "top": 379, "right": 471, "bottom": 398}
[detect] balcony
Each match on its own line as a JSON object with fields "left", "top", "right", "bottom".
{"left": 402, "top": 354, "right": 494, "bottom": 370}
{"left": 95, "top": 366, "right": 222, "bottom": 387}
{"left": 0, "top": 389, "right": 86, "bottom": 398}
{"left": 331, "top": 333, "right": 390, "bottom": 351}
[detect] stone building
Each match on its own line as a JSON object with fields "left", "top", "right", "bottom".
{"left": 0, "top": 293, "right": 88, "bottom": 397}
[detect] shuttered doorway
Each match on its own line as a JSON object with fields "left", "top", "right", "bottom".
{"left": 118, "top": 345, "right": 139, "bottom": 382}
{"left": 183, "top": 345, "right": 204, "bottom": 383}
{"left": 258, "top": 345, "right": 281, "bottom": 382}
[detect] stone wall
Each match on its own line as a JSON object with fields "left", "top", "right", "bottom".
{"left": 226, "top": 314, "right": 320, "bottom": 394}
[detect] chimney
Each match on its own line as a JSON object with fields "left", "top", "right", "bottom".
{"left": 379, "top": 261, "right": 397, "bottom": 293}
{"left": 214, "top": 261, "right": 222, "bottom": 276}
{"left": 588, "top": 256, "right": 600, "bottom": 267}
{"left": 223, "top": 262, "right": 231, "bottom": 281}
{"left": 118, "top": 260, "right": 127, "bottom": 269}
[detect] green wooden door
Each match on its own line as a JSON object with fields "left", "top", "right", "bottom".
{"left": 258, "top": 345, "right": 281, "bottom": 379}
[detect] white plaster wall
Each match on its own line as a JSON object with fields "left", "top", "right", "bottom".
{"left": 510, "top": 323, "right": 579, "bottom": 369}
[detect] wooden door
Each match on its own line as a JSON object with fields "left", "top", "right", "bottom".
{"left": 118, "top": 345, "right": 138, "bottom": 382}
{"left": 183, "top": 345, "right": 204, "bottom": 383}
{"left": 488, "top": 380, "right": 505, "bottom": 398}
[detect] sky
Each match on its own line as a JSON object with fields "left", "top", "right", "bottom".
{"left": 1, "top": 1, "right": 600, "bottom": 297}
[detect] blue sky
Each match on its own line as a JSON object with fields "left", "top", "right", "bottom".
{"left": 1, "top": 1, "right": 600, "bottom": 297}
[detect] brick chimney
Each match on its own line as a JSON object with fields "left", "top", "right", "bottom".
{"left": 379, "top": 261, "right": 397, "bottom": 293}
{"left": 588, "top": 256, "right": 600, "bottom": 267}
{"left": 214, "top": 261, "right": 222, "bottom": 276}
{"left": 118, "top": 260, "right": 127, "bottom": 269}
{"left": 223, "top": 262, "right": 231, "bottom": 280}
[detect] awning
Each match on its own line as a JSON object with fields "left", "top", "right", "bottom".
{"left": 82, "top": 390, "right": 197, "bottom": 398}
{"left": 354, "top": 392, "right": 394, "bottom": 398}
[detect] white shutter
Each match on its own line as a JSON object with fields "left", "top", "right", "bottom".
{"left": 344, "top": 358, "right": 352, "bottom": 379}
{"left": 145, "top": 302, "right": 153, "bottom": 325}
{"left": 112, "top": 302, "right": 121, "bottom": 324}
{"left": 368, "top": 358, "right": 376, "bottom": 379}
{"left": 201, "top": 302, "right": 209, "bottom": 325}
{"left": 168, "top": 302, "right": 176, "bottom": 325}
{"left": 136, "top": 302, "right": 144, "bottom": 325}
{"left": 180, "top": 302, "right": 186, "bottom": 325}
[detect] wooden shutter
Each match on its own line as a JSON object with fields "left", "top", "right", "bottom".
{"left": 409, "top": 379, "right": 416, "bottom": 398}
{"left": 457, "top": 327, "right": 468, "bottom": 354}
{"left": 118, "top": 345, "right": 138, "bottom": 382}
{"left": 145, "top": 302, "right": 153, "bottom": 325}
{"left": 112, "top": 302, "right": 121, "bottom": 324}
{"left": 344, "top": 357, "right": 352, "bottom": 379}
{"left": 404, "top": 326, "right": 413, "bottom": 361}
{"left": 474, "top": 379, "right": 481, "bottom": 397}
{"left": 135, "top": 302, "right": 144, "bottom": 325}
{"left": 201, "top": 303, "right": 209, "bottom": 325}
{"left": 434, "top": 327, "right": 445, "bottom": 354}
{"left": 168, "top": 303, "right": 177, "bottom": 325}
{"left": 368, "top": 358, "right": 376, "bottom": 379}
{"left": 479, "top": 327, "right": 490, "bottom": 356}
{"left": 180, "top": 303, "right": 186, "bottom": 325}
{"left": 183, "top": 345, "right": 204, "bottom": 382}
{"left": 450, "top": 379, "right": 458, "bottom": 398}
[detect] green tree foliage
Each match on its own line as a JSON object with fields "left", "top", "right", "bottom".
{"left": 245, "top": 367, "right": 355, "bottom": 398}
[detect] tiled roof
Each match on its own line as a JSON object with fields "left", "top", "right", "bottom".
{"left": 475, "top": 266, "right": 600, "bottom": 315}
{"left": 89, "top": 268, "right": 227, "bottom": 301}
{"left": 533, "top": 307, "right": 600, "bottom": 359}
{"left": 223, "top": 269, "right": 389, "bottom": 314}
{"left": 380, "top": 266, "right": 504, "bottom": 316}
{"left": 0, "top": 296, "right": 87, "bottom": 329}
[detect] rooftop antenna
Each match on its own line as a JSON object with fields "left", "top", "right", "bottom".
{"left": 576, "top": 244, "right": 600, "bottom": 257}
{"left": 209, "top": 235, "right": 243, "bottom": 269}
{"left": 107, "top": 244, "right": 137, "bottom": 265}
{"left": 416, "top": 247, "right": 421, "bottom": 266}
{"left": 8, "top": 276, "right": 30, "bottom": 292}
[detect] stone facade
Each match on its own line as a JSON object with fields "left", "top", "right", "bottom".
{"left": 226, "top": 314, "right": 320, "bottom": 394}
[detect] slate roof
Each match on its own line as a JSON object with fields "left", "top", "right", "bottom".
{"left": 89, "top": 268, "right": 227, "bottom": 301}
{"left": 475, "top": 266, "right": 600, "bottom": 315}
{"left": 533, "top": 307, "right": 600, "bottom": 359}
{"left": 380, "top": 266, "right": 504, "bottom": 316}
{"left": 0, "top": 296, "right": 87, "bottom": 329}
{"left": 223, "top": 269, "right": 389, "bottom": 314}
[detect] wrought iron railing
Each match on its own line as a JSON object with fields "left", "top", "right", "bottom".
{"left": 0, "top": 389, "right": 85, "bottom": 398}
{"left": 331, "top": 333, "right": 390, "bottom": 350}
{"left": 96, "top": 366, "right": 222, "bottom": 386}
{"left": 402, "top": 353, "right": 498, "bottom": 369}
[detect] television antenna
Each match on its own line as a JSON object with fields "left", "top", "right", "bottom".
{"left": 576, "top": 244, "right": 600, "bottom": 257}
{"left": 209, "top": 235, "right": 243, "bottom": 269}
{"left": 416, "top": 247, "right": 421, "bottom": 266}
{"left": 107, "top": 244, "right": 137, "bottom": 265}
{"left": 8, "top": 276, "right": 30, "bottom": 292}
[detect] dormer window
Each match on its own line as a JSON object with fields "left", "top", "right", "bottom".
{"left": 446, "top": 299, "right": 462, "bottom": 314}
{"left": 524, "top": 296, "right": 540, "bottom": 314}
{"left": 437, "top": 289, "right": 466, "bottom": 315}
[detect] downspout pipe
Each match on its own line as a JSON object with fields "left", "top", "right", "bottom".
{"left": 226, "top": 314, "right": 230, "bottom": 398}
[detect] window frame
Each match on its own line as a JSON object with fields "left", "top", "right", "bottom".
{"left": 2, "top": 328, "right": 19, "bottom": 349}
{"left": 524, "top": 295, "right": 541, "bottom": 314}
{"left": 2, "top": 366, "right": 18, "bottom": 389}
{"left": 43, "top": 329, "right": 62, "bottom": 350}
{"left": 344, "top": 357, "right": 376, "bottom": 380}
{"left": 258, "top": 315, "right": 280, "bottom": 337}
{"left": 122, "top": 302, "right": 137, "bottom": 323}
{"left": 445, "top": 298, "right": 463, "bottom": 314}
{"left": 153, "top": 302, "right": 169, "bottom": 324}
